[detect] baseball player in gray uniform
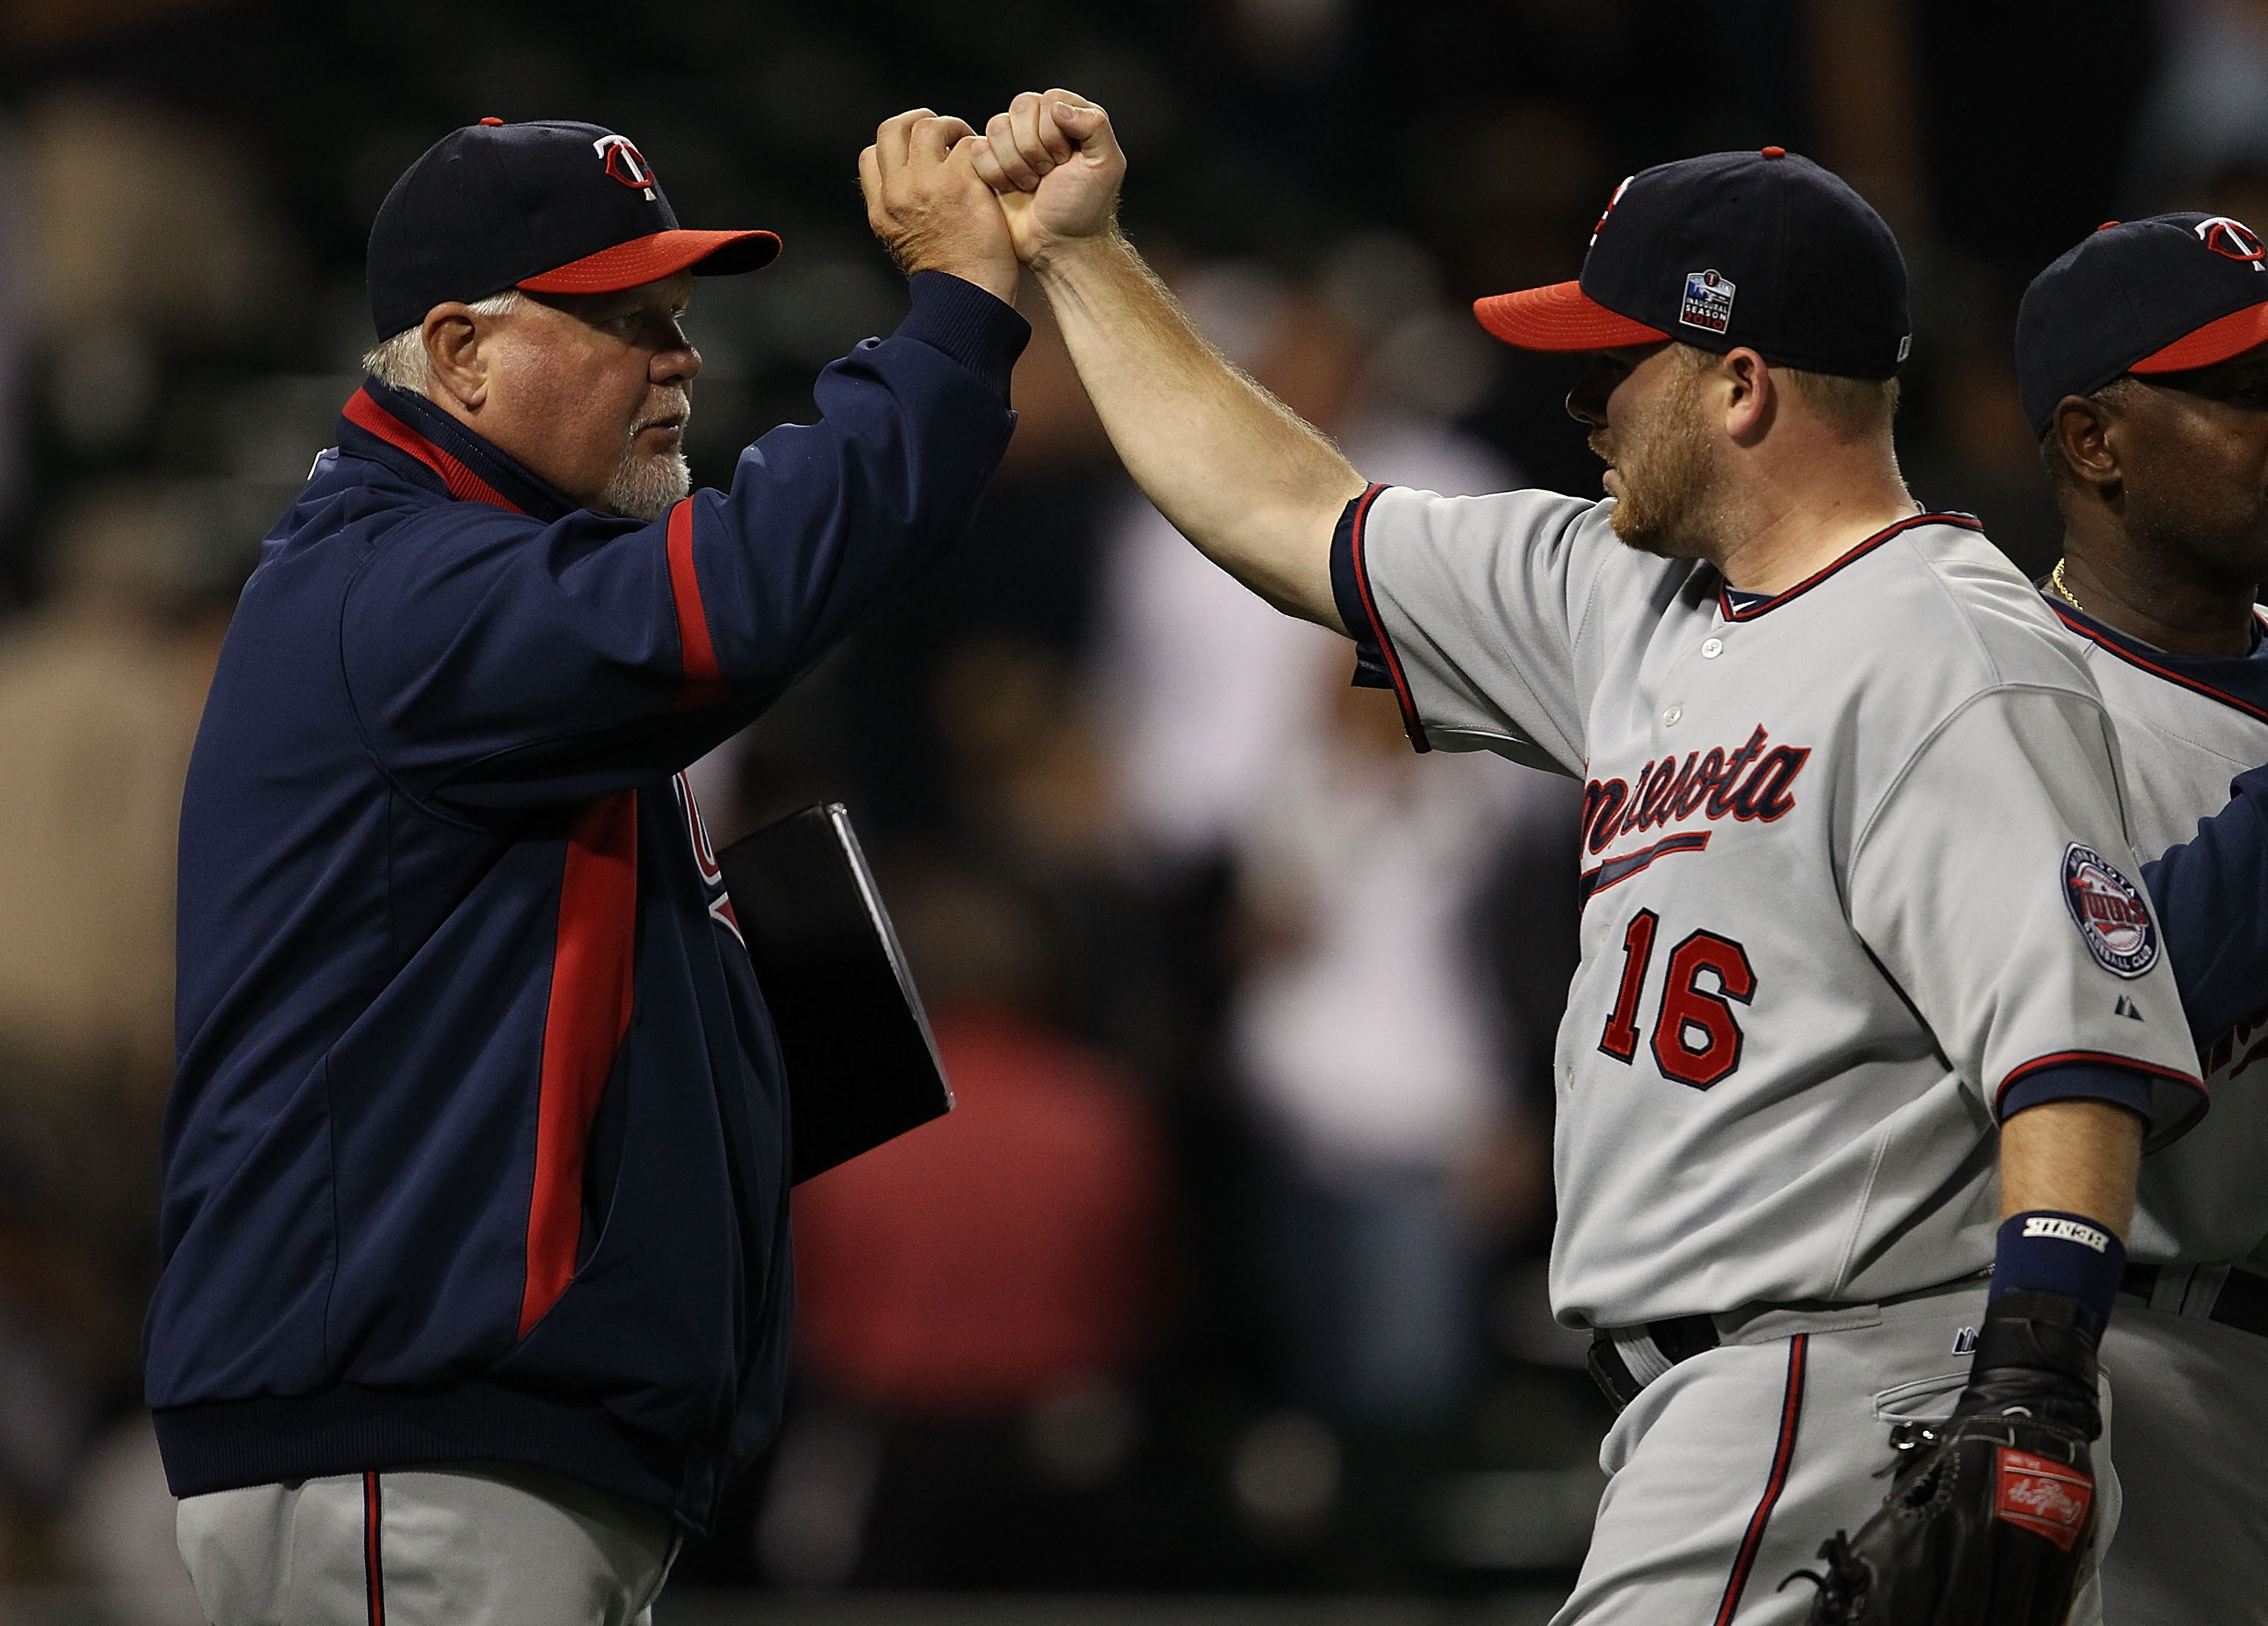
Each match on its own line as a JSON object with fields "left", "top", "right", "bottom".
{"left": 2017, "top": 214, "right": 2268, "bottom": 1625}
{"left": 966, "top": 91, "right": 2204, "bottom": 1623}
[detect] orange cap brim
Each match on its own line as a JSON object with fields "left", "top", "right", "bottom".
{"left": 2130, "top": 299, "right": 2268, "bottom": 374}
{"left": 519, "top": 228, "right": 782, "bottom": 295}
{"left": 1473, "top": 282, "right": 1668, "bottom": 351}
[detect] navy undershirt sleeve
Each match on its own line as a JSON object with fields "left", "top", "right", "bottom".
{"left": 1328, "top": 489, "right": 1394, "bottom": 690}
{"left": 1997, "top": 1061, "right": 2156, "bottom": 1126}
{"left": 2143, "top": 761, "right": 2268, "bottom": 1046}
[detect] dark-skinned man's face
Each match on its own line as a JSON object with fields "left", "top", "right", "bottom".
{"left": 2113, "top": 343, "right": 2268, "bottom": 586}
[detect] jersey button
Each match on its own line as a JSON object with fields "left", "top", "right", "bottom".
{"left": 1702, "top": 637, "right": 1724, "bottom": 658}
{"left": 1663, "top": 705, "right": 1683, "bottom": 726}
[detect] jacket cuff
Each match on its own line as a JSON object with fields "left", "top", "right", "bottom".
{"left": 897, "top": 271, "right": 1031, "bottom": 398}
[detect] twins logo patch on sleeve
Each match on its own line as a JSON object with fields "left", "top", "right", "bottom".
{"left": 2062, "top": 843, "right": 2158, "bottom": 979}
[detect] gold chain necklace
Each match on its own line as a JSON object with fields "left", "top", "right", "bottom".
{"left": 2050, "top": 558, "right": 2087, "bottom": 615}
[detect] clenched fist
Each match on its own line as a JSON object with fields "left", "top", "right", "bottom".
{"left": 859, "top": 109, "right": 1018, "bottom": 305}
{"left": 970, "top": 89, "right": 1127, "bottom": 268}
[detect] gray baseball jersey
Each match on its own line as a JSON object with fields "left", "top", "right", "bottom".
{"left": 1337, "top": 485, "right": 2204, "bottom": 1331}
{"left": 2047, "top": 599, "right": 2268, "bottom": 1626}
{"left": 2049, "top": 601, "right": 2268, "bottom": 1264}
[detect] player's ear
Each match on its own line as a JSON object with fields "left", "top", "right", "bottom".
{"left": 2053, "top": 394, "right": 2120, "bottom": 495}
{"left": 1721, "top": 347, "right": 1774, "bottom": 445}
{"left": 422, "top": 303, "right": 489, "bottom": 410}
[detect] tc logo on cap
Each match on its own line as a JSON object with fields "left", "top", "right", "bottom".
{"left": 2195, "top": 215, "right": 2266, "bottom": 269}
{"left": 1679, "top": 269, "right": 1737, "bottom": 334}
{"left": 1591, "top": 175, "right": 1634, "bottom": 248}
{"left": 593, "top": 134, "right": 658, "bottom": 200}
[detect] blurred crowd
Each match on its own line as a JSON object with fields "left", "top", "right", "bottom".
{"left": 0, "top": 0, "right": 2264, "bottom": 1613}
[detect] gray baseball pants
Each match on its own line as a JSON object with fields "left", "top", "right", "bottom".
{"left": 1553, "top": 1281, "right": 2118, "bottom": 1625}
{"left": 2098, "top": 1295, "right": 2268, "bottom": 1625}
{"left": 175, "top": 1460, "right": 679, "bottom": 1626}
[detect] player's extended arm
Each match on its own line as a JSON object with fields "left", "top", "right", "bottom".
{"left": 2142, "top": 760, "right": 2268, "bottom": 1045}
{"left": 967, "top": 90, "right": 1367, "bottom": 629}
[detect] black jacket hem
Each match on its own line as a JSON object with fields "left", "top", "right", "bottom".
{"left": 152, "top": 1383, "right": 697, "bottom": 1530}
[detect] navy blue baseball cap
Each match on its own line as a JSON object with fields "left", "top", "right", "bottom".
{"left": 1473, "top": 147, "right": 1910, "bottom": 380}
{"left": 367, "top": 117, "right": 781, "bottom": 340}
{"left": 2015, "top": 213, "right": 2268, "bottom": 437}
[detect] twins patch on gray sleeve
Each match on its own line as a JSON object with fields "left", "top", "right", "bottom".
{"left": 2061, "top": 844, "right": 2158, "bottom": 979}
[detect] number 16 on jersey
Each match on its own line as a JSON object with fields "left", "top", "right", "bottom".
{"left": 1597, "top": 909, "right": 1758, "bottom": 1089}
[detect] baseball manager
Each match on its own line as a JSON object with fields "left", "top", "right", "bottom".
{"left": 143, "top": 113, "right": 1026, "bottom": 1624}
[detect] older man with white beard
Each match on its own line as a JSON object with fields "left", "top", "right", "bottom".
{"left": 971, "top": 96, "right": 2204, "bottom": 1624}
{"left": 144, "top": 114, "right": 1027, "bottom": 1624}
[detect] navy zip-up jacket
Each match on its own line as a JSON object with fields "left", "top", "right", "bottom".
{"left": 144, "top": 271, "right": 1029, "bottom": 1534}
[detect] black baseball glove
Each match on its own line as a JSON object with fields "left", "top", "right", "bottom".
{"left": 1789, "top": 1290, "right": 2101, "bottom": 1626}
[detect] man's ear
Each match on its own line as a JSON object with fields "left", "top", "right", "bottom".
{"left": 2053, "top": 395, "right": 2121, "bottom": 495}
{"left": 421, "top": 304, "right": 486, "bottom": 410}
{"left": 1722, "top": 347, "right": 1774, "bottom": 444}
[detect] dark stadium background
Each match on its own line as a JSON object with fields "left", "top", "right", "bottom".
{"left": 0, "top": 1, "right": 2224, "bottom": 1620}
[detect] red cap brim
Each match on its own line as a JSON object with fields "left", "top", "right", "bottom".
{"left": 519, "top": 228, "right": 782, "bottom": 295}
{"left": 2130, "top": 299, "right": 2268, "bottom": 374}
{"left": 1472, "top": 282, "right": 1668, "bottom": 351}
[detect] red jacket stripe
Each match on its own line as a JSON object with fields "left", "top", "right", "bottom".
{"left": 518, "top": 790, "right": 640, "bottom": 1336}
{"left": 665, "top": 499, "right": 728, "bottom": 710}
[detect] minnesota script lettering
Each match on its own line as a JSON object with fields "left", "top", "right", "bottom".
{"left": 1582, "top": 726, "right": 1811, "bottom": 856}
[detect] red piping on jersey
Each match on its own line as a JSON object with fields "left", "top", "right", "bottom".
{"left": 363, "top": 1471, "right": 385, "bottom": 1626}
{"left": 1993, "top": 1051, "right": 2205, "bottom": 1120}
{"left": 1712, "top": 1333, "right": 1808, "bottom": 1626}
{"left": 344, "top": 388, "right": 525, "bottom": 513}
{"left": 2048, "top": 602, "right": 2268, "bottom": 726}
{"left": 1347, "top": 482, "right": 1432, "bottom": 754}
{"left": 665, "top": 498, "right": 729, "bottom": 710}
{"left": 519, "top": 791, "right": 640, "bottom": 1336}
{"left": 1717, "top": 513, "right": 1982, "bottom": 622}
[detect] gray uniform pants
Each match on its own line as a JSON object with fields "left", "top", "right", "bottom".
{"left": 2099, "top": 1299, "right": 2268, "bottom": 1625}
{"left": 1553, "top": 1283, "right": 2118, "bottom": 1625}
{"left": 175, "top": 1461, "right": 679, "bottom": 1626}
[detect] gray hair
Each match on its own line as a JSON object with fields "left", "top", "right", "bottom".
{"left": 360, "top": 290, "right": 525, "bottom": 390}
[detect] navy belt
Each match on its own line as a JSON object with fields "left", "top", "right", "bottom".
{"left": 1587, "top": 1315, "right": 1719, "bottom": 1411}
{"left": 2121, "top": 1262, "right": 2268, "bottom": 1337}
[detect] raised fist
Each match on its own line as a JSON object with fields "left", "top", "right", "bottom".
{"left": 859, "top": 109, "right": 1018, "bottom": 304}
{"left": 970, "top": 89, "right": 1127, "bottom": 268}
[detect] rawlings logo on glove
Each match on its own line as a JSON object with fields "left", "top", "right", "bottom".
{"left": 1995, "top": 1448, "right": 2092, "bottom": 1552}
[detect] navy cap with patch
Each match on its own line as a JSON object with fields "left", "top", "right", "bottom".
{"left": 1471, "top": 147, "right": 1910, "bottom": 379}
{"left": 2015, "top": 213, "right": 2268, "bottom": 438}
{"left": 367, "top": 118, "right": 781, "bottom": 341}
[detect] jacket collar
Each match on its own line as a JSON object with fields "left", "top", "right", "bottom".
{"left": 336, "top": 379, "right": 581, "bottom": 523}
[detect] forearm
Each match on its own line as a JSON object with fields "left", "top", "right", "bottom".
{"left": 1033, "top": 232, "right": 1365, "bottom": 628}
{"left": 1999, "top": 1097, "right": 2141, "bottom": 1236}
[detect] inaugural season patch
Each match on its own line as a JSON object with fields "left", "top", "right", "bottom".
{"left": 1679, "top": 269, "right": 1736, "bottom": 333}
{"left": 2062, "top": 843, "right": 2158, "bottom": 980}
